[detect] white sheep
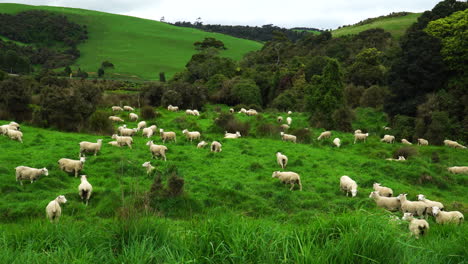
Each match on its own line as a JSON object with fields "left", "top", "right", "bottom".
{"left": 186, "top": 109, "right": 194, "bottom": 115}
{"left": 401, "top": 139, "right": 412, "bottom": 145}
{"left": 142, "top": 161, "right": 156, "bottom": 175}
{"left": 197, "top": 141, "right": 208, "bottom": 148}
{"left": 340, "top": 175, "right": 358, "bottom": 197}
{"left": 111, "top": 134, "right": 133, "bottom": 148}
{"left": 182, "top": 129, "right": 201, "bottom": 142}
{"left": 417, "top": 138, "right": 429, "bottom": 146}
{"left": 129, "top": 113, "right": 139, "bottom": 121}
{"left": 280, "top": 132, "right": 296, "bottom": 143}
{"left": 6, "top": 129, "right": 23, "bottom": 143}
{"left": 229, "top": 108, "right": 234, "bottom": 113}
{"left": 373, "top": 183, "right": 393, "bottom": 197}
{"left": 193, "top": 110, "right": 200, "bottom": 116}
{"left": 78, "top": 175, "right": 93, "bottom": 205}
{"left": 272, "top": 171, "right": 302, "bottom": 191}
{"left": 276, "top": 152, "right": 288, "bottom": 169}
{"left": 277, "top": 116, "right": 283, "bottom": 123}
{"left": 46, "top": 195, "right": 67, "bottom": 223}
{"left": 238, "top": 108, "right": 247, "bottom": 114}
{"left": 447, "top": 166, "right": 468, "bottom": 174}
{"left": 79, "top": 139, "right": 103, "bottom": 157}
{"left": 402, "top": 213, "right": 429, "bottom": 239}
{"left": 58, "top": 157, "right": 86, "bottom": 177}
{"left": 280, "top": 124, "right": 290, "bottom": 130}
{"left": 142, "top": 125, "right": 157, "bottom": 138}
{"left": 333, "top": 138, "right": 341, "bottom": 148}
{"left": 15, "top": 166, "right": 48, "bottom": 185}
{"left": 108, "top": 141, "right": 121, "bottom": 147}
{"left": 137, "top": 121, "right": 147, "bottom": 131}
{"left": 112, "top": 106, "right": 123, "bottom": 111}
{"left": 224, "top": 131, "right": 241, "bottom": 139}
{"left": 287, "top": 111, "right": 292, "bottom": 115}
{"left": 146, "top": 140, "right": 168, "bottom": 161}
{"left": 211, "top": 141, "right": 222, "bottom": 152}
{"left": 354, "top": 129, "right": 362, "bottom": 134}
{"left": 123, "top": 106, "right": 134, "bottom": 111}
{"left": 432, "top": 206, "right": 463, "bottom": 225}
{"left": 369, "top": 191, "right": 400, "bottom": 211}
{"left": 443, "top": 139, "right": 466, "bottom": 149}
{"left": 246, "top": 109, "right": 258, "bottom": 116}
{"left": 354, "top": 133, "right": 369, "bottom": 144}
{"left": 381, "top": 135, "right": 395, "bottom": 144}
{"left": 0, "top": 123, "right": 19, "bottom": 135}
{"left": 286, "top": 117, "right": 292, "bottom": 125}
{"left": 397, "top": 193, "right": 428, "bottom": 217}
{"left": 159, "top": 129, "right": 176, "bottom": 143}
{"left": 119, "top": 127, "right": 137, "bottom": 137}
{"left": 167, "top": 105, "right": 179, "bottom": 112}
{"left": 383, "top": 126, "right": 391, "bottom": 130}
{"left": 417, "top": 194, "right": 444, "bottom": 211}
{"left": 109, "top": 116, "right": 124, "bottom": 122}
{"left": 386, "top": 156, "right": 406, "bottom": 161}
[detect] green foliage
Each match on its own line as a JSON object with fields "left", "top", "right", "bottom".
{"left": 230, "top": 78, "right": 262, "bottom": 106}
{"left": 140, "top": 105, "right": 156, "bottom": 120}
{"left": 332, "top": 107, "right": 355, "bottom": 132}
{"left": 344, "top": 84, "right": 365, "bottom": 108}
{"left": 86, "top": 110, "right": 114, "bottom": 134}
{"left": 392, "top": 115, "right": 415, "bottom": 141}
{"left": 426, "top": 111, "right": 451, "bottom": 145}
{"left": 159, "top": 72, "right": 166, "bottom": 82}
{"left": 347, "top": 48, "right": 386, "bottom": 86}
{"left": 194, "top": 37, "right": 227, "bottom": 50}
{"left": 101, "top": 60, "right": 114, "bottom": 69}
{"left": 359, "top": 85, "right": 390, "bottom": 109}
{"left": 97, "top": 67, "right": 104, "bottom": 77}
{"left": 0, "top": 77, "right": 32, "bottom": 121}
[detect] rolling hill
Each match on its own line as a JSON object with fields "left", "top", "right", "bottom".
{"left": 0, "top": 3, "right": 262, "bottom": 80}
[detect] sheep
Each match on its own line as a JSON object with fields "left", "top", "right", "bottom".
{"left": 333, "top": 138, "right": 341, "bottom": 148}
{"left": 276, "top": 152, "right": 288, "bottom": 169}
{"left": 123, "top": 106, "right": 134, "bottom": 111}
{"left": 142, "top": 125, "right": 157, "bottom": 138}
{"left": 381, "top": 134, "right": 395, "bottom": 144}
{"left": 354, "top": 129, "right": 362, "bottom": 134}
{"left": 109, "top": 116, "right": 124, "bottom": 122}
{"left": 354, "top": 133, "right": 369, "bottom": 144}
{"left": 280, "top": 124, "right": 290, "bottom": 130}
{"left": 224, "top": 131, "right": 241, "bottom": 139}
{"left": 167, "top": 105, "right": 179, "bottom": 112}
{"left": 246, "top": 109, "right": 258, "bottom": 116}
{"left": 58, "top": 157, "right": 86, "bottom": 177}
{"left": 286, "top": 117, "right": 292, "bottom": 125}
{"left": 287, "top": 111, "right": 292, "bottom": 115}
{"left": 417, "top": 138, "right": 429, "bottom": 146}
{"left": 402, "top": 213, "right": 429, "bottom": 239}
{"left": 79, "top": 139, "right": 103, "bottom": 157}
{"left": 111, "top": 134, "right": 133, "bottom": 148}
{"left": 277, "top": 116, "right": 283, "bottom": 123}
{"left": 112, "top": 106, "right": 123, "bottom": 111}
{"left": 397, "top": 193, "right": 428, "bottom": 217}
{"left": 186, "top": 109, "right": 195, "bottom": 115}
{"left": 119, "top": 127, "right": 137, "bottom": 137}
{"left": 197, "top": 141, "right": 208, "bottom": 148}
{"left": 211, "top": 141, "right": 222, "bottom": 152}
{"left": 193, "top": 110, "right": 200, "bottom": 116}
{"left": 108, "top": 141, "right": 120, "bottom": 147}
{"left": 272, "top": 171, "right": 302, "bottom": 191}
{"left": 317, "top": 131, "right": 331, "bottom": 140}
{"left": 46, "top": 195, "right": 67, "bottom": 223}
{"left": 229, "top": 108, "right": 234, "bottom": 113}
{"left": 78, "top": 175, "right": 93, "bottom": 205}
{"left": 340, "top": 176, "right": 358, "bottom": 197}
{"left": 417, "top": 194, "right": 444, "bottom": 211}
{"left": 142, "top": 161, "right": 156, "bottom": 175}
{"left": 280, "top": 132, "right": 296, "bottom": 143}
{"left": 6, "top": 129, "right": 23, "bottom": 143}
{"left": 386, "top": 156, "right": 406, "bottom": 161}
{"left": 443, "top": 139, "right": 466, "bottom": 149}
{"left": 401, "top": 139, "right": 412, "bottom": 145}
{"left": 373, "top": 183, "right": 393, "bottom": 197}
{"left": 137, "top": 121, "right": 147, "bottom": 131}
{"left": 447, "top": 166, "right": 468, "bottom": 174}
{"left": 182, "top": 129, "right": 201, "bottom": 142}
{"left": 9, "top": 121, "right": 20, "bottom": 129}
{"left": 129, "top": 113, "right": 139, "bottom": 121}
{"left": 0, "top": 123, "right": 19, "bottom": 135}
{"left": 159, "top": 129, "right": 176, "bottom": 143}
{"left": 383, "top": 126, "right": 391, "bottom": 130}
{"left": 432, "top": 206, "right": 464, "bottom": 225}
{"left": 369, "top": 191, "right": 400, "bottom": 211}
{"left": 146, "top": 141, "right": 168, "bottom": 161}
{"left": 238, "top": 108, "right": 247, "bottom": 114}
{"left": 15, "top": 166, "right": 48, "bottom": 185}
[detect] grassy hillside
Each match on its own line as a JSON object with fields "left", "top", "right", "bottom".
{"left": 333, "top": 13, "right": 421, "bottom": 39}
{"left": 0, "top": 3, "right": 262, "bottom": 80}
{"left": 0, "top": 106, "right": 467, "bottom": 262}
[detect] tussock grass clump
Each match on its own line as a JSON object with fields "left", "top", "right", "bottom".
{"left": 140, "top": 105, "right": 156, "bottom": 120}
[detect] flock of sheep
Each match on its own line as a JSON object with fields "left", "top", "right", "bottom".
{"left": 3, "top": 105, "right": 467, "bottom": 235}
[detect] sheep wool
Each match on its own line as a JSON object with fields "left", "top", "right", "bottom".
{"left": 78, "top": 175, "right": 93, "bottom": 205}
{"left": 340, "top": 176, "right": 358, "bottom": 197}
{"left": 46, "top": 195, "right": 67, "bottom": 223}
{"left": 432, "top": 206, "right": 463, "bottom": 225}
{"left": 402, "top": 213, "right": 429, "bottom": 239}
{"left": 276, "top": 152, "right": 288, "bottom": 169}
{"left": 15, "top": 166, "right": 48, "bottom": 185}
{"left": 272, "top": 171, "right": 302, "bottom": 191}
{"left": 369, "top": 191, "right": 400, "bottom": 211}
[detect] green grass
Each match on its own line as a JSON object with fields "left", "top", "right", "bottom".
{"left": 0, "top": 3, "right": 262, "bottom": 80}
{"left": 0, "top": 106, "right": 467, "bottom": 262}
{"left": 333, "top": 13, "right": 421, "bottom": 39}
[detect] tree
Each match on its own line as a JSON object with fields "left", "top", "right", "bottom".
{"left": 64, "top": 66, "right": 72, "bottom": 76}
{"left": 97, "top": 67, "right": 104, "bottom": 77}
{"left": 159, "top": 72, "right": 166, "bottom": 82}
{"left": 0, "top": 77, "right": 32, "bottom": 121}
{"left": 101, "top": 61, "right": 114, "bottom": 69}
{"left": 347, "top": 48, "right": 386, "bottom": 86}
{"left": 230, "top": 78, "right": 262, "bottom": 106}
{"left": 359, "top": 85, "right": 389, "bottom": 109}
{"left": 193, "top": 38, "right": 227, "bottom": 51}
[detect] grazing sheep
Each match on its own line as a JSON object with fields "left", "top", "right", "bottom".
{"left": 109, "top": 116, "right": 124, "bottom": 122}
{"left": 333, "top": 138, "right": 341, "bottom": 148}
{"left": 197, "top": 141, "right": 208, "bottom": 148}
{"left": 9, "top": 121, "right": 20, "bottom": 129}
{"left": 238, "top": 108, "right": 247, "bottom": 114}
{"left": 402, "top": 213, "right": 429, "bottom": 239}
{"left": 186, "top": 109, "right": 195, "bottom": 115}
{"left": 129, "top": 113, "right": 139, "bottom": 121}
{"left": 6, "top": 129, "right": 23, "bottom": 143}
{"left": 272, "top": 171, "right": 302, "bottom": 191}
{"left": 340, "top": 176, "right": 358, "bottom": 197}
{"left": 417, "top": 138, "right": 429, "bottom": 146}
{"left": 142, "top": 125, "right": 157, "bottom": 138}
{"left": 354, "top": 129, "right": 362, "bottom": 134}
{"left": 397, "top": 194, "right": 428, "bottom": 217}
{"left": 108, "top": 141, "right": 120, "bottom": 147}
{"left": 317, "top": 131, "right": 331, "bottom": 140}
{"left": 280, "top": 132, "right": 296, "bottom": 143}
{"left": 246, "top": 109, "right": 258, "bottom": 116}
{"left": 373, "top": 183, "right": 393, "bottom": 197}
{"left": 123, "top": 106, "right": 134, "bottom": 111}
{"left": 46, "top": 195, "right": 67, "bottom": 223}
{"left": 286, "top": 117, "right": 292, "bottom": 125}
{"left": 167, "top": 105, "right": 179, "bottom": 112}
{"left": 111, "top": 134, "right": 133, "bottom": 148}
{"left": 112, "top": 106, "right": 123, "bottom": 111}
{"left": 58, "top": 157, "right": 86, "bottom": 177}
{"left": 354, "top": 133, "right": 369, "bottom": 144}
{"left": 79, "top": 139, "right": 103, "bottom": 157}
{"left": 443, "top": 139, "right": 466, "bottom": 149}
{"left": 417, "top": 194, "right": 444, "bottom": 211}
{"left": 146, "top": 141, "right": 168, "bottom": 161}
{"left": 276, "top": 152, "right": 288, "bottom": 169}
{"left": 78, "top": 175, "right": 93, "bottom": 205}
{"left": 159, "top": 129, "right": 176, "bottom": 143}
{"left": 224, "top": 131, "right": 241, "bottom": 139}
{"left": 142, "top": 161, "right": 156, "bottom": 175}
{"left": 383, "top": 126, "right": 391, "bottom": 130}
{"left": 381, "top": 135, "right": 395, "bottom": 144}
{"left": 15, "top": 166, "right": 48, "bottom": 185}
{"left": 432, "top": 206, "right": 464, "bottom": 225}
{"left": 277, "top": 116, "right": 283, "bottom": 123}
{"left": 211, "top": 141, "right": 222, "bottom": 152}
{"left": 287, "top": 111, "right": 292, "bottom": 115}
{"left": 229, "top": 108, "right": 234, "bottom": 113}
{"left": 182, "top": 129, "right": 201, "bottom": 142}
{"left": 119, "top": 127, "right": 137, "bottom": 137}
{"left": 0, "top": 123, "right": 19, "bottom": 135}
{"left": 401, "top": 139, "right": 412, "bottom": 145}
{"left": 193, "top": 110, "right": 200, "bottom": 116}
{"left": 369, "top": 191, "right": 400, "bottom": 211}
{"left": 137, "top": 121, "right": 147, "bottom": 131}
{"left": 386, "top": 156, "right": 406, "bottom": 161}
{"left": 447, "top": 166, "right": 468, "bottom": 174}
{"left": 280, "top": 124, "right": 290, "bottom": 130}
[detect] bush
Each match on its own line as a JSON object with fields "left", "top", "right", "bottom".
{"left": 141, "top": 105, "right": 156, "bottom": 120}
{"left": 213, "top": 113, "right": 250, "bottom": 136}
{"left": 393, "top": 146, "right": 418, "bottom": 159}
{"left": 359, "top": 85, "right": 389, "bottom": 109}
{"left": 392, "top": 115, "right": 415, "bottom": 141}
{"left": 173, "top": 116, "right": 200, "bottom": 131}
{"left": 332, "top": 107, "right": 354, "bottom": 132}
{"left": 256, "top": 122, "right": 280, "bottom": 138}
{"left": 86, "top": 110, "right": 114, "bottom": 134}
{"left": 290, "top": 128, "right": 312, "bottom": 143}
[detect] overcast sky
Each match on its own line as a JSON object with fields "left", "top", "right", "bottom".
{"left": 1, "top": 0, "right": 441, "bottom": 29}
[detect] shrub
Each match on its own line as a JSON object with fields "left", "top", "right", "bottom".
{"left": 393, "top": 146, "right": 418, "bottom": 159}
{"left": 332, "top": 107, "right": 354, "bottom": 132}
{"left": 359, "top": 85, "right": 389, "bottom": 109}
{"left": 213, "top": 113, "right": 250, "bottom": 136}
{"left": 256, "top": 122, "right": 280, "bottom": 138}
{"left": 141, "top": 105, "right": 156, "bottom": 120}
{"left": 290, "top": 128, "right": 312, "bottom": 143}
{"left": 173, "top": 116, "right": 200, "bottom": 131}
{"left": 86, "top": 110, "right": 114, "bottom": 134}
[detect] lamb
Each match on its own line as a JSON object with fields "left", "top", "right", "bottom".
{"left": 272, "top": 171, "right": 302, "bottom": 191}
{"left": 6, "top": 129, "right": 23, "bottom": 143}
{"left": 123, "top": 106, "right": 134, "bottom": 111}
{"left": 238, "top": 108, "right": 247, "bottom": 114}
{"left": 383, "top": 126, "right": 391, "bottom": 130}
{"left": 246, "top": 109, "right": 258, "bottom": 116}
{"left": 286, "top": 117, "right": 292, "bottom": 125}
{"left": 447, "top": 166, "right": 468, "bottom": 174}
{"left": 142, "top": 125, "right": 157, "bottom": 138}
{"left": 280, "top": 132, "right": 296, "bottom": 143}
{"left": 402, "top": 213, "right": 429, "bottom": 239}
{"left": 111, "top": 134, "right": 133, "bottom": 148}
{"left": 129, "top": 113, "right": 139, "bottom": 121}
{"left": 417, "top": 138, "right": 429, "bottom": 146}
{"left": 369, "top": 191, "right": 400, "bottom": 211}
{"left": 137, "top": 121, "right": 147, "bottom": 131}
{"left": 333, "top": 138, "right": 341, "bottom": 148}
{"left": 417, "top": 194, "right": 444, "bottom": 211}
{"left": 78, "top": 175, "right": 93, "bottom": 205}
{"left": 193, "top": 110, "right": 200, "bottom": 116}
{"left": 354, "top": 129, "right": 362, "bottom": 134}
{"left": 146, "top": 141, "right": 168, "bottom": 161}
{"left": 277, "top": 116, "right": 283, "bottom": 123}
{"left": 0, "top": 123, "right": 19, "bottom": 135}
{"left": 211, "top": 141, "right": 222, "bottom": 152}
{"left": 197, "top": 141, "right": 208, "bottom": 148}
{"left": 79, "top": 139, "right": 103, "bottom": 157}
{"left": 119, "top": 127, "right": 137, "bottom": 137}
{"left": 354, "top": 133, "right": 369, "bottom": 144}
{"left": 108, "top": 141, "right": 120, "bottom": 147}
{"left": 229, "top": 108, "right": 234, "bottom": 113}
{"left": 142, "top": 161, "right": 156, "bottom": 175}
{"left": 112, "top": 106, "right": 123, "bottom": 111}
{"left": 46, "top": 195, "right": 67, "bottom": 223}
{"left": 58, "top": 157, "right": 86, "bottom": 177}
{"left": 224, "top": 131, "right": 241, "bottom": 139}
{"left": 432, "top": 206, "right": 463, "bottom": 224}
{"left": 443, "top": 139, "right": 466, "bottom": 149}
{"left": 381, "top": 135, "right": 395, "bottom": 144}
{"left": 186, "top": 109, "right": 195, "bottom": 115}
{"left": 15, "top": 166, "right": 48, "bottom": 185}
{"left": 109, "top": 116, "right": 124, "bottom": 122}
{"left": 280, "top": 124, "right": 290, "bottom": 130}
{"left": 386, "top": 156, "right": 406, "bottom": 161}
{"left": 397, "top": 193, "right": 428, "bottom": 217}
{"left": 182, "top": 129, "right": 201, "bottom": 142}
{"left": 276, "top": 152, "right": 288, "bottom": 169}
{"left": 287, "top": 111, "right": 292, "bottom": 115}
{"left": 373, "top": 183, "right": 393, "bottom": 197}
{"left": 159, "top": 129, "right": 176, "bottom": 143}
{"left": 317, "top": 131, "right": 331, "bottom": 140}
{"left": 167, "top": 105, "right": 179, "bottom": 112}
{"left": 340, "top": 176, "right": 358, "bottom": 197}
{"left": 401, "top": 139, "right": 412, "bottom": 145}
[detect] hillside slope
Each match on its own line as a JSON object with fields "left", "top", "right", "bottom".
{"left": 0, "top": 3, "right": 262, "bottom": 80}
